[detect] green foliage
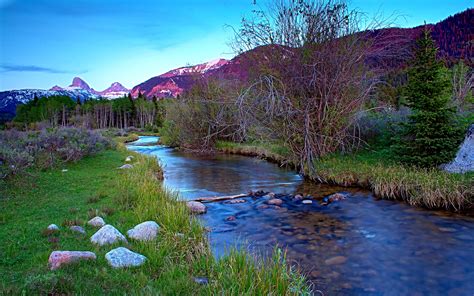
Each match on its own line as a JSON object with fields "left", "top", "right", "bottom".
{"left": 312, "top": 150, "right": 473, "bottom": 211}
{"left": 395, "top": 28, "right": 464, "bottom": 167}
{"left": 0, "top": 147, "right": 309, "bottom": 294}
{"left": 14, "top": 95, "right": 76, "bottom": 126}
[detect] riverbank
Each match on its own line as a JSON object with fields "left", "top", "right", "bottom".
{"left": 0, "top": 144, "right": 309, "bottom": 294}
{"left": 216, "top": 141, "right": 473, "bottom": 212}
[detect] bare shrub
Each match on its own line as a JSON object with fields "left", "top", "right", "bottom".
{"left": 229, "top": 0, "right": 408, "bottom": 173}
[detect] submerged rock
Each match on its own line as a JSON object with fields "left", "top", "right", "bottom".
{"left": 443, "top": 124, "right": 474, "bottom": 173}
{"left": 70, "top": 226, "right": 86, "bottom": 234}
{"left": 226, "top": 199, "right": 246, "bottom": 204}
{"left": 87, "top": 216, "right": 105, "bottom": 228}
{"left": 48, "top": 251, "right": 96, "bottom": 270}
{"left": 90, "top": 225, "right": 127, "bottom": 246}
{"left": 267, "top": 198, "right": 283, "bottom": 206}
{"left": 186, "top": 201, "right": 207, "bottom": 214}
{"left": 225, "top": 215, "right": 237, "bottom": 221}
{"left": 324, "top": 256, "right": 347, "bottom": 265}
{"left": 293, "top": 194, "right": 303, "bottom": 200}
{"left": 105, "top": 247, "right": 147, "bottom": 268}
{"left": 127, "top": 221, "right": 160, "bottom": 241}
{"left": 322, "top": 193, "right": 346, "bottom": 205}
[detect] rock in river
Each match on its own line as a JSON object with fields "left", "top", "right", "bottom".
{"left": 87, "top": 216, "right": 105, "bottom": 228}
{"left": 186, "top": 201, "right": 207, "bottom": 214}
{"left": 127, "top": 221, "right": 160, "bottom": 241}
{"left": 105, "top": 247, "right": 146, "bottom": 268}
{"left": 90, "top": 225, "right": 127, "bottom": 246}
{"left": 324, "top": 256, "right": 348, "bottom": 265}
{"left": 48, "top": 251, "right": 96, "bottom": 270}
{"left": 267, "top": 198, "right": 283, "bottom": 206}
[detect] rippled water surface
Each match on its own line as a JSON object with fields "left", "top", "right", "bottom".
{"left": 128, "top": 136, "right": 474, "bottom": 295}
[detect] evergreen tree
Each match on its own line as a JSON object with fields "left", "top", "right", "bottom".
{"left": 395, "top": 27, "right": 464, "bottom": 167}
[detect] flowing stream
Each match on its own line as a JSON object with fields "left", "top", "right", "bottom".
{"left": 128, "top": 136, "right": 474, "bottom": 295}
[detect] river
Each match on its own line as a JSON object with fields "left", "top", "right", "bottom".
{"left": 128, "top": 136, "right": 474, "bottom": 295}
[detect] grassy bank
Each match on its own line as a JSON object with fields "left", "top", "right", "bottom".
{"left": 0, "top": 145, "right": 308, "bottom": 294}
{"left": 217, "top": 140, "right": 293, "bottom": 166}
{"left": 217, "top": 141, "right": 473, "bottom": 212}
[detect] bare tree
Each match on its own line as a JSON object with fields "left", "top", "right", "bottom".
{"left": 229, "top": 0, "right": 407, "bottom": 174}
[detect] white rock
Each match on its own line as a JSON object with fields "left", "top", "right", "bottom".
{"left": 127, "top": 221, "right": 160, "bottom": 241}
{"left": 90, "top": 225, "right": 127, "bottom": 246}
{"left": 443, "top": 124, "right": 474, "bottom": 173}
{"left": 70, "top": 225, "right": 86, "bottom": 234}
{"left": 105, "top": 247, "right": 146, "bottom": 268}
{"left": 47, "top": 224, "right": 59, "bottom": 231}
{"left": 125, "top": 156, "right": 132, "bottom": 162}
{"left": 48, "top": 251, "right": 96, "bottom": 270}
{"left": 186, "top": 201, "right": 207, "bottom": 214}
{"left": 61, "top": 169, "right": 68, "bottom": 172}
{"left": 302, "top": 200, "right": 313, "bottom": 204}
{"left": 88, "top": 216, "right": 106, "bottom": 228}
{"left": 118, "top": 164, "right": 133, "bottom": 169}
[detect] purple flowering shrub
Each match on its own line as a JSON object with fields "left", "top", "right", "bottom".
{"left": 0, "top": 128, "right": 114, "bottom": 179}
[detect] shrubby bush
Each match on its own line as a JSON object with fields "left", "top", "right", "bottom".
{"left": 0, "top": 127, "right": 113, "bottom": 179}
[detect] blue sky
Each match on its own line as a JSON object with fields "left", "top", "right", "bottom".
{"left": 0, "top": 0, "right": 471, "bottom": 91}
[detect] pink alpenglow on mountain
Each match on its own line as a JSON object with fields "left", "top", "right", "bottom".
{"left": 99, "top": 82, "right": 130, "bottom": 99}
{"left": 49, "top": 78, "right": 130, "bottom": 99}
{"left": 69, "top": 77, "right": 94, "bottom": 92}
{"left": 131, "top": 58, "right": 228, "bottom": 98}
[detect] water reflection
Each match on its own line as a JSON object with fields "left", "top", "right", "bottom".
{"left": 128, "top": 137, "right": 474, "bottom": 295}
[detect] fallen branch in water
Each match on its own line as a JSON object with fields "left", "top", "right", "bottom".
{"left": 192, "top": 193, "right": 248, "bottom": 203}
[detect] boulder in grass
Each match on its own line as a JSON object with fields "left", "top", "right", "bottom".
{"left": 48, "top": 251, "right": 96, "bottom": 270}
{"left": 88, "top": 216, "right": 105, "bottom": 228}
{"left": 186, "top": 201, "right": 207, "bottom": 214}
{"left": 90, "top": 225, "right": 127, "bottom": 246}
{"left": 47, "top": 224, "right": 60, "bottom": 231}
{"left": 125, "top": 156, "right": 133, "bottom": 162}
{"left": 118, "top": 164, "right": 133, "bottom": 169}
{"left": 127, "top": 221, "right": 160, "bottom": 241}
{"left": 70, "top": 225, "right": 86, "bottom": 234}
{"left": 105, "top": 247, "right": 146, "bottom": 268}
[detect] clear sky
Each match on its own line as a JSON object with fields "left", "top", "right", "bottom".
{"left": 0, "top": 0, "right": 471, "bottom": 91}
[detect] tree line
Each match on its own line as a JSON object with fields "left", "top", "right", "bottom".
{"left": 14, "top": 94, "right": 167, "bottom": 130}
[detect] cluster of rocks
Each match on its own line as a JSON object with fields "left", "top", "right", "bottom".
{"left": 118, "top": 156, "right": 135, "bottom": 169}
{"left": 46, "top": 217, "right": 160, "bottom": 271}
{"left": 261, "top": 192, "right": 346, "bottom": 208}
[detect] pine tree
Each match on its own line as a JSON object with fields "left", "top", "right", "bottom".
{"left": 396, "top": 27, "right": 464, "bottom": 167}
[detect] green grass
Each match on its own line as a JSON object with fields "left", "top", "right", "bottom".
{"left": 216, "top": 141, "right": 473, "bottom": 211}
{"left": 312, "top": 150, "right": 473, "bottom": 211}
{"left": 216, "top": 140, "right": 292, "bottom": 165}
{"left": 0, "top": 146, "right": 309, "bottom": 295}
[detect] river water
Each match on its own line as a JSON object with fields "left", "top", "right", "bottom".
{"left": 128, "top": 136, "right": 474, "bottom": 295}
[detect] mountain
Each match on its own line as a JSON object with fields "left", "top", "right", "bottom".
{"left": 0, "top": 77, "right": 130, "bottom": 121}
{"left": 98, "top": 82, "right": 130, "bottom": 99}
{"left": 131, "top": 59, "right": 229, "bottom": 98}
{"left": 51, "top": 78, "right": 130, "bottom": 99}
{"left": 0, "top": 88, "right": 99, "bottom": 122}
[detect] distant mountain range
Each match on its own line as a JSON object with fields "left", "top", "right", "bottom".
{"left": 0, "top": 8, "right": 471, "bottom": 122}
{"left": 51, "top": 77, "right": 130, "bottom": 99}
